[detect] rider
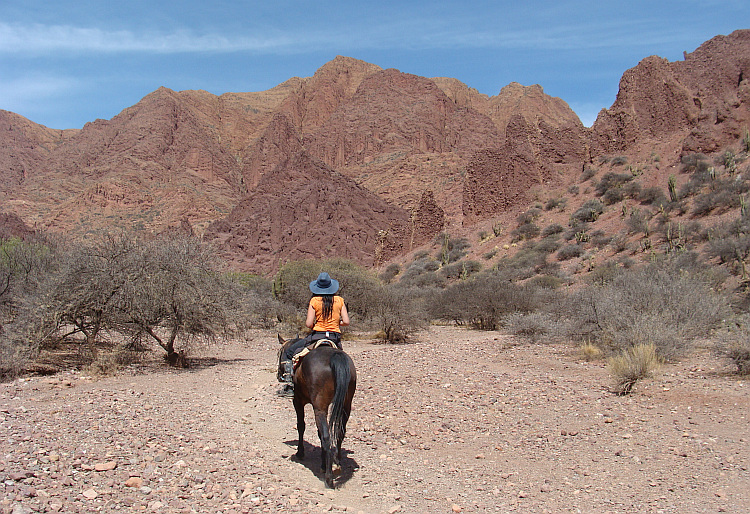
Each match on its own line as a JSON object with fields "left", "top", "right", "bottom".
{"left": 279, "top": 272, "right": 350, "bottom": 394}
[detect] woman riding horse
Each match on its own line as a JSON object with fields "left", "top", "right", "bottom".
{"left": 279, "top": 272, "right": 350, "bottom": 395}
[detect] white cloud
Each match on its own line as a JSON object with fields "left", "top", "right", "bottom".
{"left": 0, "top": 22, "right": 296, "bottom": 54}
{"left": 0, "top": 19, "right": 690, "bottom": 57}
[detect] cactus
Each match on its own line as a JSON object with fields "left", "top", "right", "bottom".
{"left": 668, "top": 175, "right": 678, "bottom": 202}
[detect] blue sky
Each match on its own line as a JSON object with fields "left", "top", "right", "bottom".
{"left": 1, "top": 1, "right": 747, "bottom": 129}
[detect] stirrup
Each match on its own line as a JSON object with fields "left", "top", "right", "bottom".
{"left": 281, "top": 360, "right": 293, "bottom": 383}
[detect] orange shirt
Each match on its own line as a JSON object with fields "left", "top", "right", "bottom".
{"left": 309, "top": 295, "right": 345, "bottom": 333}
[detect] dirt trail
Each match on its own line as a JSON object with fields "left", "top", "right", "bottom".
{"left": 1, "top": 326, "right": 749, "bottom": 513}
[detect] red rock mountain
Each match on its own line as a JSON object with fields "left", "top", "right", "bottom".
{"left": 1, "top": 30, "right": 749, "bottom": 273}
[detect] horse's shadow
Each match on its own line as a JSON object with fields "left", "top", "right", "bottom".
{"left": 283, "top": 440, "right": 359, "bottom": 487}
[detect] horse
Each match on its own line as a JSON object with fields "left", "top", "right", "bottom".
{"left": 277, "top": 335, "right": 357, "bottom": 488}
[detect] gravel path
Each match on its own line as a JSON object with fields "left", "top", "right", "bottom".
{"left": 1, "top": 326, "right": 749, "bottom": 513}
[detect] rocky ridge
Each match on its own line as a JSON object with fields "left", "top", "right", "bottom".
{"left": 0, "top": 30, "right": 749, "bottom": 273}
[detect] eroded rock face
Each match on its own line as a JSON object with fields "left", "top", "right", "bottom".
{"left": 204, "top": 152, "right": 444, "bottom": 273}
{"left": 303, "top": 68, "right": 502, "bottom": 171}
{"left": 592, "top": 29, "right": 750, "bottom": 155}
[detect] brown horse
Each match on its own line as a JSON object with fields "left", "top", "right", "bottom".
{"left": 277, "top": 335, "right": 357, "bottom": 488}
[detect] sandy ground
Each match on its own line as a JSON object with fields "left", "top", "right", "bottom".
{"left": 1, "top": 325, "right": 749, "bottom": 513}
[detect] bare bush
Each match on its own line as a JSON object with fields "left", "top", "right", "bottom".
{"left": 715, "top": 316, "right": 750, "bottom": 375}
{"left": 369, "top": 285, "right": 429, "bottom": 343}
{"left": 566, "top": 257, "right": 730, "bottom": 360}
{"left": 4, "top": 232, "right": 245, "bottom": 369}
{"left": 504, "top": 311, "right": 570, "bottom": 344}
{"left": 430, "top": 274, "right": 539, "bottom": 330}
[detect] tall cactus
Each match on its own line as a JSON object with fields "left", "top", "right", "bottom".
{"left": 668, "top": 175, "right": 678, "bottom": 203}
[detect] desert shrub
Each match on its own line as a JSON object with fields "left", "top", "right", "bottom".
{"left": 639, "top": 186, "right": 668, "bottom": 206}
{"left": 534, "top": 236, "right": 562, "bottom": 254}
{"left": 369, "top": 285, "right": 429, "bottom": 343}
{"left": 706, "top": 216, "right": 750, "bottom": 276}
{"left": 494, "top": 246, "right": 549, "bottom": 281}
{"left": 608, "top": 343, "right": 660, "bottom": 395}
{"left": 580, "top": 164, "right": 598, "bottom": 182}
{"left": 556, "top": 244, "right": 584, "bottom": 261}
{"left": 504, "top": 311, "right": 568, "bottom": 344}
{"left": 609, "top": 234, "right": 630, "bottom": 254}
{"left": 526, "top": 274, "right": 564, "bottom": 290}
{"left": 483, "top": 249, "right": 498, "bottom": 260}
{"left": 563, "top": 222, "right": 590, "bottom": 241}
{"left": 587, "top": 261, "right": 623, "bottom": 286}
{"left": 3, "top": 232, "right": 247, "bottom": 368}
{"left": 622, "top": 181, "right": 642, "bottom": 199}
{"left": 435, "top": 233, "right": 471, "bottom": 265}
{"left": 715, "top": 317, "right": 750, "bottom": 374}
{"left": 595, "top": 172, "right": 633, "bottom": 197}
{"left": 580, "top": 341, "right": 604, "bottom": 361}
{"left": 590, "top": 230, "right": 613, "bottom": 249}
{"left": 430, "top": 274, "right": 539, "bottom": 330}
{"left": 571, "top": 199, "right": 604, "bottom": 223}
{"left": 400, "top": 269, "right": 446, "bottom": 288}
{"left": 566, "top": 257, "right": 730, "bottom": 360}
{"left": 610, "top": 156, "right": 628, "bottom": 167}
{"left": 626, "top": 208, "right": 651, "bottom": 235}
{"left": 542, "top": 223, "right": 565, "bottom": 237}
{"left": 602, "top": 188, "right": 624, "bottom": 205}
{"left": 545, "top": 197, "right": 567, "bottom": 211}
{"left": 379, "top": 263, "right": 401, "bottom": 284}
{"left": 516, "top": 207, "right": 542, "bottom": 225}
{"left": 568, "top": 185, "right": 580, "bottom": 195}
{"left": 705, "top": 190, "right": 740, "bottom": 216}
{"left": 680, "top": 153, "right": 710, "bottom": 174}
{"left": 440, "top": 260, "right": 482, "bottom": 280}
{"left": 511, "top": 222, "right": 541, "bottom": 242}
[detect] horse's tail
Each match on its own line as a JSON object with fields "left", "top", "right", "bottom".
{"left": 329, "top": 351, "right": 351, "bottom": 448}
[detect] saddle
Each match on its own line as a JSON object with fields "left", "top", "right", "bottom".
{"left": 292, "top": 339, "right": 337, "bottom": 370}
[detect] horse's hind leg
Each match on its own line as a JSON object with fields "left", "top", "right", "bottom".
{"left": 333, "top": 404, "right": 351, "bottom": 472}
{"left": 293, "top": 397, "right": 306, "bottom": 460}
{"left": 314, "top": 408, "right": 334, "bottom": 488}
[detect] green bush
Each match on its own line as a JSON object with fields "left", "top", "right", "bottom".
{"left": 274, "top": 258, "right": 380, "bottom": 321}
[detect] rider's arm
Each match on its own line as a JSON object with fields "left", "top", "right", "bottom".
{"left": 339, "top": 303, "right": 350, "bottom": 327}
{"left": 306, "top": 302, "right": 316, "bottom": 329}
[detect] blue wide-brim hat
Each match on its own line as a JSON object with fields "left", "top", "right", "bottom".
{"left": 310, "top": 272, "right": 339, "bottom": 295}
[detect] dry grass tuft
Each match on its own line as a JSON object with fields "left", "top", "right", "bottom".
{"left": 580, "top": 342, "right": 604, "bottom": 361}
{"left": 607, "top": 343, "right": 660, "bottom": 395}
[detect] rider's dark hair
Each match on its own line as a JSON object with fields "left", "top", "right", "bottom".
{"left": 320, "top": 294, "right": 334, "bottom": 320}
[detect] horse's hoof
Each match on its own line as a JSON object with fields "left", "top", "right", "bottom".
{"left": 332, "top": 463, "right": 342, "bottom": 476}
{"left": 325, "top": 477, "right": 335, "bottom": 489}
